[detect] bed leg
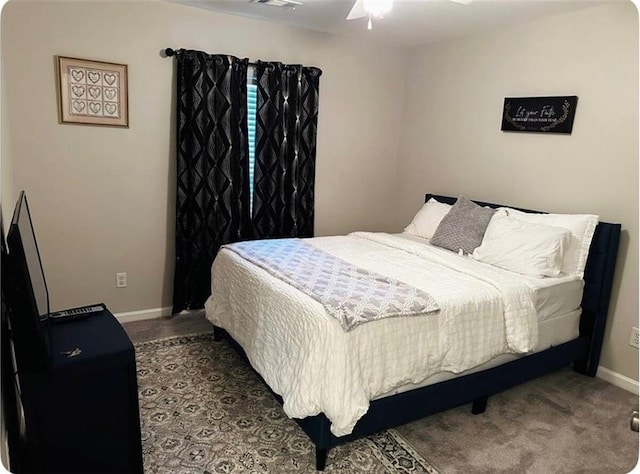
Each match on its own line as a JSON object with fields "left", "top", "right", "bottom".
{"left": 573, "top": 358, "right": 597, "bottom": 377}
{"left": 316, "top": 447, "right": 328, "bottom": 471}
{"left": 212, "top": 326, "right": 222, "bottom": 342}
{"left": 471, "top": 396, "right": 488, "bottom": 414}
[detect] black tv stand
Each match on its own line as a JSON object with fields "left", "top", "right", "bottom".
{"left": 15, "top": 306, "right": 143, "bottom": 473}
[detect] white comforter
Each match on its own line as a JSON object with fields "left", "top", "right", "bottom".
{"left": 205, "top": 232, "right": 540, "bottom": 436}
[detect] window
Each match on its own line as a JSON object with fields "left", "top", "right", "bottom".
{"left": 247, "top": 69, "right": 258, "bottom": 214}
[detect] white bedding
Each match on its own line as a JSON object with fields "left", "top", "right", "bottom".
{"left": 205, "top": 232, "right": 582, "bottom": 437}
{"left": 376, "top": 308, "right": 581, "bottom": 400}
{"left": 398, "top": 232, "right": 584, "bottom": 321}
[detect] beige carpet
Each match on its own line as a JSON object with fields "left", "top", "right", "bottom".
{"left": 124, "top": 313, "right": 639, "bottom": 473}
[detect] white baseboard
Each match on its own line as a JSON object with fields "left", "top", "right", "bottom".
{"left": 113, "top": 306, "right": 173, "bottom": 324}
{"left": 597, "top": 366, "right": 639, "bottom": 395}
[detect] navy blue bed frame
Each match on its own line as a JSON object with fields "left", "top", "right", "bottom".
{"left": 214, "top": 193, "right": 621, "bottom": 471}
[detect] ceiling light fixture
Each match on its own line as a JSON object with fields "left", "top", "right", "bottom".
{"left": 362, "top": 0, "right": 393, "bottom": 18}
{"left": 346, "top": 0, "right": 394, "bottom": 30}
{"left": 363, "top": 0, "right": 393, "bottom": 29}
{"left": 347, "top": 0, "right": 472, "bottom": 31}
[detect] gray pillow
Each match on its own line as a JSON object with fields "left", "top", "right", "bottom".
{"left": 430, "top": 196, "right": 496, "bottom": 255}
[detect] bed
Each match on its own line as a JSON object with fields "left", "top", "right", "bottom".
{"left": 204, "top": 193, "right": 621, "bottom": 470}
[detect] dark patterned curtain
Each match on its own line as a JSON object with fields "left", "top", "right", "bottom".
{"left": 252, "top": 62, "right": 322, "bottom": 239}
{"left": 172, "top": 49, "right": 251, "bottom": 314}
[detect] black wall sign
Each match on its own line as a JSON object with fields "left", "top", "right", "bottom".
{"left": 501, "top": 96, "right": 578, "bottom": 134}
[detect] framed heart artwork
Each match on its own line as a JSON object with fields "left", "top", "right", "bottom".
{"left": 57, "top": 56, "right": 128, "bottom": 127}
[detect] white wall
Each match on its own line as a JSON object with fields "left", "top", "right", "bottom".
{"left": 2, "top": 0, "right": 637, "bottom": 381}
{"left": 1, "top": 53, "right": 15, "bottom": 231}
{"left": 1, "top": 0, "right": 408, "bottom": 313}
{"left": 397, "top": 2, "right": 639, "bottom": 380}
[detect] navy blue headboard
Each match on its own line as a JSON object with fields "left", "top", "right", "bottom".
{"left": 425, "top": 194, "right": 621, "bottom": 376}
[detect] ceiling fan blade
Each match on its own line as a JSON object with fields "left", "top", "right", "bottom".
{"left": 346, "top": 0, "right": 367, "bottom": 20}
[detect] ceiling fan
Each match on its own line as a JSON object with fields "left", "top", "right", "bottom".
{"left": 347, "top": 0, "right": 473, "bottom": 30}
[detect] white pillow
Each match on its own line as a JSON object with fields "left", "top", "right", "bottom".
{"left": 500, "top": 207, "right": 598, "bottom": 278}
{"left": 404, "top": 198, "right": 452, "bottom": 240}
{"left": 472, "top": 210, "right": 572, "bottom": 278}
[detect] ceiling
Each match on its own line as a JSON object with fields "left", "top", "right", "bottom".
{"left": 168, "top": 0, "right": 613, "bottom": 48}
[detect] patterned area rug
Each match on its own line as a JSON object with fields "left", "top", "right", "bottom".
{"left": 135, "top": 333, "right": 440, "bottom": 473}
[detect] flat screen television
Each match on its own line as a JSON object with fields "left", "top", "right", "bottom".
{"left": 5, "top": 191, "right": 51, "bottom": 372}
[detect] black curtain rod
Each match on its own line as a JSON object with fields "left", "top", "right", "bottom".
{"left": 164, "top": 48, "right": 260, "bottom": 67}
{"left": 163, "top": 48, "right": 321, "bottom": 75}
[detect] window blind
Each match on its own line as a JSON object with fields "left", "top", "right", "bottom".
{"left": 247, "top": 80, "right": 257, "bottom": 214}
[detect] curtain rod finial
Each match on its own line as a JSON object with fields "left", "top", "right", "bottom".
{"left": 162, "top": 48, "right": 175, "bottom": 58}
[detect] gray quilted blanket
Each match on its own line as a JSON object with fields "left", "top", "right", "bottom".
{"left": 223, "top": 238, "right": 439, "bottom": 331}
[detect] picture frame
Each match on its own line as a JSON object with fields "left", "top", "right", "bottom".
{"left": 501, "top": 96, "right": 578, "bottom": 134}
{"left": 57, "top": 56, "right": 128, "bottom": 127}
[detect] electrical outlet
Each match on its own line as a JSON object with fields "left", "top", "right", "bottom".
{"left": 629, "top": 327, "right": 639, "bottom": 349}
{"left": 116, "top": 272, "right": 127, "bottom": 288}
